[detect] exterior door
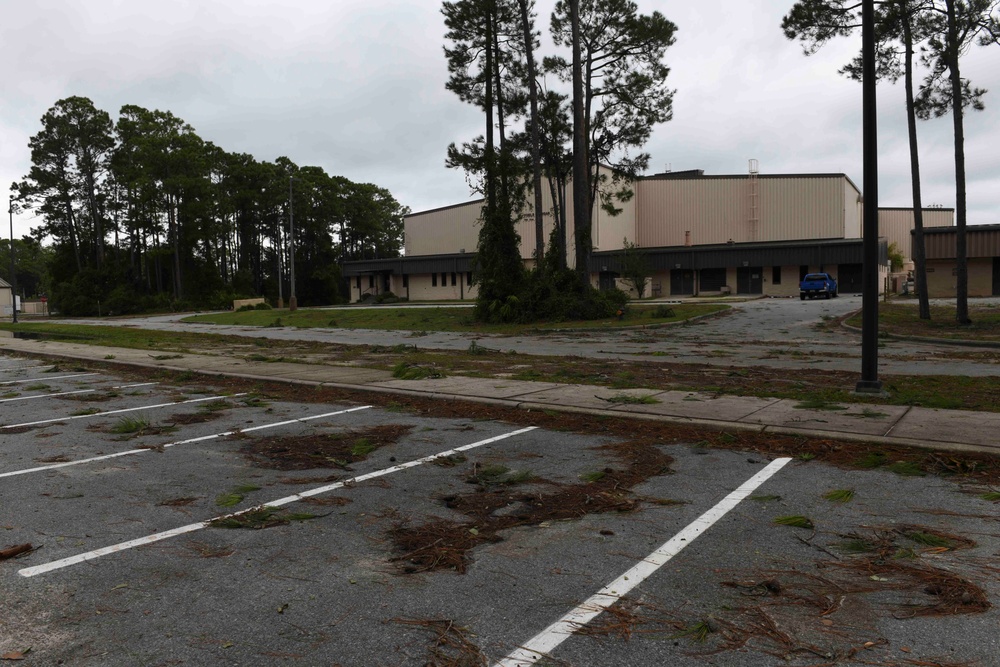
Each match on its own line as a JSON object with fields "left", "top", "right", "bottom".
{"left": 670, "top": 269, "right": 694, "bottom": 295}
{"left": 736, "top": 266, "right": 762, "bottom": 294}
{"left": 838, "top": 263, "right": 863, "bottom": 293}
{"left": 599, "top": 271, "right": 618, "bottom": 291}
{"left": 993, "top": 258, "right": 1000, "bottom": 296}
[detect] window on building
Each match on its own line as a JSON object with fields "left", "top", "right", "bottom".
{"left": 442, "top": 272, "right": 448, "bottom": 286}
{"left": 466, "top": 272, "right": 472, "bottom": 286}
{"left": 451, "top": 272, "right": 457, "bottom": 286}
{"left": 402, "top": 275, "right": 409, "bottom": 288}
{"left": 772, "top": 266, "right": 782, "bottom": 285}
{"left": 368, "top": 275, "right": 374, "bottom": 288}
{"left": 432, "top": 273, "right": 437, "bottom": 287}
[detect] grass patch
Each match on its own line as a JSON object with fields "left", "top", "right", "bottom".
{"left": 675, "top": 620, "right": 714, "bottom": 643}
{"left": 823, "top": 489, "right": 855, "bottom": 503}
{"left": 846, "top": 303, "right": 1000, "bottom": 342}
{"left": 904, "top": 531, "right": 953, "bottom": 548}
{"left": 467, "top": 464, "right": 533, "bottom": 487}
{"left": 111, "top": 415, "right": 151, "bottom": 434}
{"left": 198, "top": 399, "right": 232, "bottom": 413}
{"left": 392, "top": 363, "right": 444, "bottom": 380}
{"left": 773, "top": 515, "right": 814, "bottom": 530}
{"left": 580, "top": 470, "right": 607, "bottom": 483}
{"left": 887, "top": 461, "right": 926, "bottom": 477}
{"left": 856, "top": 451, "right": 888, "bottom": 469}
{"left": 215, "top": 492, "right": 245, "bottom": 508}
{"left": 351, "top": 438, "right": 377, "bottom": 457}
{"left": 793, "top": 398, "right": 847, "bottom": 411}
{"left": 604, "top": 393, "right": 660, "bottom": 405}
{"left": 210, "top": 506, "right": 319, "bottom": 530}
{"left": 980, "top": 492, "right": 1000, "bottom": 501}
{"left": 749, "top": 494, "right": 782, "bottom": 502}
{"left": 24, "top": 383, "right": 50, "bottom": 392}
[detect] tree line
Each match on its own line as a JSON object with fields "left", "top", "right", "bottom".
{"left": 784, "top": 0, "right": 998, "bottom": 324}
{"left": 12, "top": 97, "right": 408, "bottom": 315}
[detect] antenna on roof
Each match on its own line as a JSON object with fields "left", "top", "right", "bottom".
{"left": 665, "top": 164, "right": 671, "bottom": 173}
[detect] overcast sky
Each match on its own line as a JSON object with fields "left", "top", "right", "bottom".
{"left": 2, "top": 0, "right": 999, "bottom": 240}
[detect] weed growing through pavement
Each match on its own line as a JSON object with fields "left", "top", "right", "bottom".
{"left": 1, "top": 392, "right": 19, "bottom": 399}
{"left": 210, "top": 506, "right": 319, "bottom": 529}
{"left": 605, "top": 394, "right": 660, "bottom": 405}
{"left": 793, "top": 398, "right": 847, "bottom": 411}
{"left": 466, "top": 464, "right": 533, "bottom": 487}
{"left": 773, "top": 515, "right": 814, "bottom": 530}
{"left": 70, "top": 408, "right": 101, "bottom": 416}
{"left": 749, "top": 494, "right": 782, "bottom": 502}
{"left": 980, "top": 492, "right": 1000, "bottom": 501}
{"left": 24, "top": 384, "right": 50, "bottom": 392}
{"left": 198, "top": 399, "right": 231, "bottom": 413}
{"left": 823, "top": 489, "right": 855, "bottom": 503}
{"left": 580, "top": 470, "right": 607, "bottom": 483}
{"left": 111, "top": 415, "right": 151, "bottom": 434}
{"left": 392, "top": 362, "right": 444, "bottom": 380}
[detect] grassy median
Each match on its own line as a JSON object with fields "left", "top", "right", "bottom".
{"left": 845, "top": 302, "right": 1000, "bottom": 342}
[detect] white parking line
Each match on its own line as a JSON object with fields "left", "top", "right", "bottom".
{"left": 18, "top": 426, "right": 538, "bottom": 578}
{"left": 1, "top": 373, "right": 99, "bottom": 385}
{"left": 494, "top": 457, "right": 793, "bottom": 667}
{"left": 0, "top": 382, "right": 157, "bottom": 404}
{"left": 0, "top": 393, "right": 247, "bottom": 430}
{"left": 0, "top": 406, "right": 371, "bottom": 479}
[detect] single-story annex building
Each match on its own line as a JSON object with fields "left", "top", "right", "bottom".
{"left": 342, "top": 168, "right": 954, "bottom": 301}
{"left": 916, "top": 224, "right": 1000, "bottom": 297}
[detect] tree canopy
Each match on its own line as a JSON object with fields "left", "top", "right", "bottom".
{"left": 12, "top": 97, "right": 408, "bottom": 315}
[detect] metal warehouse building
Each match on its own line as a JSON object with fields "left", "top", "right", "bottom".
{"left": 343, "top": 167, "right": 954, "bottom": 302}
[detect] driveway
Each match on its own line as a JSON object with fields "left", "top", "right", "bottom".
{"left": 57, "top": 297, "right": 1000, "bottom": 378}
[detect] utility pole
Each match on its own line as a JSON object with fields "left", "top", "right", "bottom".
{"left": 288, "top": 175, "right": 297, "bottom": 312}
{"left": 8, "top": 196, "right": 17, "bottom": 324}
{"left": 857, "top": 0, "right": 882, "bottom": 394}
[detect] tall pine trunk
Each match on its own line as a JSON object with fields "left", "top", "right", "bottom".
{"left": 570, "top": 0, "right": 590, "bottom": 281}
{"left": 945, "top": 0, "right": 970, "bottom": 324}
{"left": 902, "top": 15, "right": 931, "bottom": 320}
{"left": 518, "top": 0, "right": 544, "bottom": 264}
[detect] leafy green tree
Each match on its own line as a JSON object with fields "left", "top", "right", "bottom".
{"left": 783, "top": 0, "right": 937, "bottom": 320}
{"left": 443, "top": 0, "right": 527, "bottom": 321}
{"left": 916, "top": 0, "right": 999, "bottom": 324}
{"left": 620, "top": 239, "right": 651, "bottom": 298}
{"left": 549, "top": 0, "right": 677, "bottom": 280}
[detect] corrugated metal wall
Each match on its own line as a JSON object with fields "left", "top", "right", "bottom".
{"left": 404, "top": 201, "right": 483, "bottom": 256}
{"left": 924, "top": 226, "right": 1000, "bottom": 259}
{"left": 879, "top": 208, "right": 954, "bottom": 259}
{"left": 635, "top": 175, "right": 848, "bottom": 248}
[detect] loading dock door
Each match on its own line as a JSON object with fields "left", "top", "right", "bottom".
{"left": 838, "top": 263, "right": 863, "bottom": 293}
{"left": 599, "top": 271, "right": 618, "bottom": 291}
{"left": 994, "top": 258, "right": 1000, "bottom": 296}
{"left": 670, "top": 269, "right": 694, "bottom": 295}
{"left": 736, "top": 267, "right": 763, "bottom": 294}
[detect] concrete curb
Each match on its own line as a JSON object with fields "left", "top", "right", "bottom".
{"left": 840, "top": 310, "right": 1000, "bottom": 349}
{"left": 3, "top": 341, "right": 997, "bottom": 457}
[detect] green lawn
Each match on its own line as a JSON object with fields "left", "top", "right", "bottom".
{"left": 846, "top": 303, "right": 1000, "bottom": 342}
{"left": 182, "top": 303, "right": 729, "bottom": 334}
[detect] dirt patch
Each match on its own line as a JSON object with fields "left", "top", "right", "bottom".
{"left": 56, "top": 391, "right": 120, "bottom": 402}
{"left": 242, "top": 424, "right": 412, "bottom": 470}
{"left": 390, "top": 439, "right": 673, "bottom": 574}
{"left": 157, "top": 497, "right": 199, "bottom": 507}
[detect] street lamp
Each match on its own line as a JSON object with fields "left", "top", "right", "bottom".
{"left": 288, "top": 175, "right": 297, "bottom": 312}
{"left": 856, "top": 0, "right": 882, "bottom": 394}
{"left": 8, "top": 195, "right": 17, "bottom": 324}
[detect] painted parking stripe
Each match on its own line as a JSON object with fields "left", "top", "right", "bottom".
{"left": 19, "top": 426, "right": 537, "bottom": 578}
{"left": 494, "top": 457, "right": 793, "bottom": 667}
{"left": 0, "top": 393, "right": 247, "bottom": 430}
{"left": 0, "top": 406, "right": 372, "bottom": 479}
{"left": 0, "top": 382, "right": 157, "bottom": 404}
{"left": 1, "top": 373, "right": 99, "bottom": 385}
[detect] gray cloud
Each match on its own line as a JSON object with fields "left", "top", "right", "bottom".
{"left": 2, "top": 0, "right": 999, "bottom": 239}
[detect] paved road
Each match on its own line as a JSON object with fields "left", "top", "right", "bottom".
{"left": 58, "top": 296, "right": 1000, "bottom": 376}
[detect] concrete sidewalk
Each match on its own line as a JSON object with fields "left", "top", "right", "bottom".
{"left": 1, "top": 335, "right": 996, "bottom": 456}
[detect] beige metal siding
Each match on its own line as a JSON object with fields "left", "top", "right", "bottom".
{"left": 404, "top": 201, "right": 483, "bottom": 256}
{"left": 924, "top": 227, "right": 1000, "bottom": 259}
{"left": 844, "top": 182, "right": 862, "bottom": 239}
{"left": 636, "top": 176, "right": 847, "bottom": 248}
{"left": 879, "top": 209, "right": 954, "bottom": 260}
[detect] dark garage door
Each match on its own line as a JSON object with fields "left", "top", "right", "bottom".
{"left": 699, "top": 268, "right": 727, "bottom": 292}
{"left": 994, "top": 258, "right": 1000, "bottom": 296}
{"left": 736, "top": 267, "right": 763, "bottom": 295}
{"left": 670, "top": 269, "right": 694, "bottom": 295}
{"left": 838, "top": 263, "right": 863, "bottom": 293}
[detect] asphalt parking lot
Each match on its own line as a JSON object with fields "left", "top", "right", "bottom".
{"left": 2, "top": 358, "right": 999, "bottom": 666}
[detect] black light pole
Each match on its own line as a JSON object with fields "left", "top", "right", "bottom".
{"left": 857, "top": 0, "right": 882, "bottom": 393}
{"left": 288, "top": 175, "right": 297, "bottom": 312}
{"left": 8, "top": 196, "right": 17, "bottom": 324}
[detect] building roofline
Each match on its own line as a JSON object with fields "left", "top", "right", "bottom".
{"left": 915, "top": 223, "right": 1000, "bottom": 234}
{"left": 880, "top": 206, "right": 956, "bottom": 212}
{"left": 405, "top": 198, "right": 485, "bottom": 219}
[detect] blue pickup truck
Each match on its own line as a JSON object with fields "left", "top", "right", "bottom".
{"left": 799, "top": 273, "right": 838, "bottom": 300}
